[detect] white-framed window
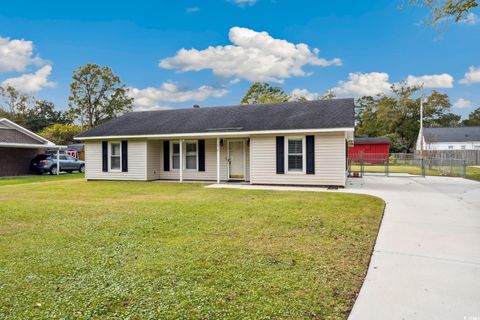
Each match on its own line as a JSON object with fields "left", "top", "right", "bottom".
{"left": 185, "top": 141, "right": 198, "bottom": 170}
{"left": 171, "top": 141, "right": 180, "bottom": 170}
{"left": 461, "top": 145, "right": 466, "bottom": 150}
{"left": 474, "top": 145, "right": 480, "bottom": 150}
{"left": 448, "top": 145, "right": 454, "bottom": 150}
{"left": 170, "top": 140, "right": 199, "bottom": 170}
{"left": 109, "top": 142, "right": 121, "bottom": 171}
{"left": 286, "top": 137, "right": 305, "bottom": 173}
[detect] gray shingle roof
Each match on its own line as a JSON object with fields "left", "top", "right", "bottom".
{"left": 77, "top": 99, "right": 355, "bottom": 138}
{"left": 354, "top": 137, "right": 390, "bottom": 145}
{"left": 423, "top": 127, "right": 480, "bottom": 143}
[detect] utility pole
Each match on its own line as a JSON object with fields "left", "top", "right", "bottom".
{"left": 420, "top": 83, "right": 424, "bottom": 158}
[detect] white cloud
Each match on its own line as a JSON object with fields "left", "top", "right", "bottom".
{"left": 128, "top": 82, "right": 229, "bottom": 111}
{"left": 405, "top": 73, "right": 454, "bottom": 88}
{"left": 460, "top": 66, "right": 480, "bottom": 84}
{"left": 461, "top": 12, "right": 479, "bottom": 25}
{"left": 159, "top": 27, "right": 341, "bottom": 83}
{"left": 185, "top": 7, "right": 200, "bottom": 13}
{"left": 290, "top": 88, "right": 322, "bottom": 100}
{"left": 230, "top": 0, "right": 257, "bottom": 6}
{"left": 2, "top": 65, "right": 55, "bottom": 93}
{"left": 330, "top": 72, "right": 392, "bottom": 98}
{"left": 0, "top": 36, "right": 45, "bottom": 73}
{"left": 453, "top": 98, "right": 473, "bottom": 109}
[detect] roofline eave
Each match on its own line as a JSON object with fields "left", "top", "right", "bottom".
{"left": 75, "top": 127, "right": 355, "bottom": 141}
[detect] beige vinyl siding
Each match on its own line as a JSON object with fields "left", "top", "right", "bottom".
{"left": 158, "top": 138, "right": 250, "bottom": 181}
{"left": 84, "top": 140, "right": 147, "bottom": 180}
{"left": 250, "top": 132, "right": 346, "bottom": 186}
{"left": 146, "top": 140, "right": 162, "bottom": 180}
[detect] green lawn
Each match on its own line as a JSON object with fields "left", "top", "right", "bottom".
{"left": 466, "top": 166, "right": 480, "bottom": 182}
{"left": 350, "top": 164, "right": 440, "bottom": 176}
{"left": 0, "top": 172, "right": 84, "bottom": 186}
{"left": 0, "top": 176, "right": 384, "bottom": 319}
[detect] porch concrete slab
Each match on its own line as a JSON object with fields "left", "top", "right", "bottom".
{"left": 206, "top": 176, "right": 480, "bottom": 319}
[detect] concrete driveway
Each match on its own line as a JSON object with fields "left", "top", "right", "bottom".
{"left": 347, "top": 175, "right": 480, "bottom": 320}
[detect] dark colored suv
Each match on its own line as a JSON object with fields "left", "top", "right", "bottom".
{"left": 30, "top": 154, "right": 85, "bottom": 175}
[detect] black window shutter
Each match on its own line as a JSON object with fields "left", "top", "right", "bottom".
{"left": 121, "top": 140, "right": 128, "bottom": 172}
{"left": 163, "top": 140, "right": 170, "bottom": 171}
{"left": 198, "top": 139, "right": 205, "bottom": 172}
{"left": 276, "top": 136, "right": 285, "bottom": 174}
{"left": 102, "top": 141, "right": 108, "bottom": 172}
{"left": 306, "top": 135, "right": 315, "bottom": 174}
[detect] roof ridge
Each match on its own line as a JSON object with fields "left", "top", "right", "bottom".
{"left": 131, "top": 98, "right": 355, "bottom": 114}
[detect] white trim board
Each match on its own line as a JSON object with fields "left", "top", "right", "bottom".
{"left": 75, "top": 127, "right": 355, "bottom": 141}
{"left": 0, "top": 118, "right": 55, "bottom": 145}
{"left": 0, "top": 142, "right": 66, "bottom": 149}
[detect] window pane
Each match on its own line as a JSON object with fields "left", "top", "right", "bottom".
{"left": 111, "top": 143, "right": 121, "bottom": 156}
{"left": 172, "top": 155, "right": 180, "bottom": 169}
{"left": 186, "top": 143, "right": 196, "bottom": 153}
{"left": 288, "top": 139, "right": 302, "bottom": 154}
{"left": 172, "top": 143, "right": 180, "bottom": 154}
{"left": 186, "top": 155, "right": 196, "bottom": 169}
{"left": 111, "top": 157, "right": 120, "bottom": 170}
{"left": 288, "top": 155, "right": 303, "bottom": 171}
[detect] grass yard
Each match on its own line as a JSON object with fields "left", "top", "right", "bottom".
{"left": 0, "top": 172, "right": 84, "bottom": 186}
{"left": 350, "top": 164, "right": 441, "bottom": 176}
{"left": 0, "top": 176, "right": 384, "bottom": 319}
{"left": 466, "top": 166, "right": 480, "bottom": 182}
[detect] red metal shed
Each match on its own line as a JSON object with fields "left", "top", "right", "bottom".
{"left": 348, "top": 137, "right": 390, "bottom": 163}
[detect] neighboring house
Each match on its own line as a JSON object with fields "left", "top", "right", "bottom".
{"left": 416, "top": 127, "right": 480, "bottom": 151}
{"left": 75, "top": 99, "right": 355, "bottom": 187}
{"left": 348, "top": 137, "right": 390, "bottom": 163}
{"left": 0, "top": 118, "right": 63, "bottom": 176}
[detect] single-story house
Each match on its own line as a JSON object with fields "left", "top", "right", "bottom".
{"left": 0, "top": 118, "right": 63, "bottom": 176}
{"left": 75, "top": 99, "right": 355, "bottom": 187}
{"left": 417, "top": 126, "right": 480, "bottom": 151}
{"left": 348, "top": 137, "right": 390, "bottom": 163}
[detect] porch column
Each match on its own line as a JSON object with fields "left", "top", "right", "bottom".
{"left": 216, "top": 138, "right": 220, "bottom": 183}
{"left": 56, "top": 149, "right": 60, "bottom": 175}
{"left": 179, "top": 139, "right": 183, "bottom": 182}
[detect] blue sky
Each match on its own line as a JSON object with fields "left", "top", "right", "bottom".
{"left": 0, "top": 0, "right": 479, "bottom": 117}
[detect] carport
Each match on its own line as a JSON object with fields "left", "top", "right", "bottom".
{"left": 0, "top": 118, "right": 65, "bottom": 176}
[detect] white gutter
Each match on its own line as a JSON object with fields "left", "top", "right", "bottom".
{"left": 75, "top": 127, "right": 355, "bottom": 141}
{"left": 0, "top": 142, "right": 66, "bottom": 149}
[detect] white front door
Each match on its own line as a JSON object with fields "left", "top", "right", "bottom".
{"left": 228, "top": 140, "right": 245, "bottom": 180}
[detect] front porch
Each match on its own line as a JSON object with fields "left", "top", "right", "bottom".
{"left": 146, "top": 137, "right": 251, "bottom": 183}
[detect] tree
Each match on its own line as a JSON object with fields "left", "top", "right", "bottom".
{"left": 405, "top": 0, "right": 478, "bottom": 25}
{"left": 26, "top": 100, "right": 68, "bottom": 132}
{"left": 39, "top": 123, "right": 83, "bottom": 145}
{"left": 0, "top": 85, "right": 30, "bottom": 126}
{"left": 432, "top": 112, "right": 462, "bottom": 127}
{"left": 463, "top": 107, "right": 480, "bottom": 126}
{"left": 321, "top": 90, "right": 336, "bottom": 100}
{"left": 241, "top": 82, "right": 290, "bottom": 104}
{"left": 68, "top": 64, "right": 133, "bottom": 128}
{"left": 355, "top": 84, "right": 455, "bottom": 152}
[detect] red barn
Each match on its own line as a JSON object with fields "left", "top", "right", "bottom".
{"left": 348, "top": 137, "right": 390, "bottom": 163}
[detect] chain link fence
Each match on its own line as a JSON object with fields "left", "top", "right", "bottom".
{"left": 348, "top": 153, "right": 466, "bottom": 178}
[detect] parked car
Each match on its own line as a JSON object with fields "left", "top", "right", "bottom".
{"left": 30, "top": 154, "right": 85, "bottom": 175}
